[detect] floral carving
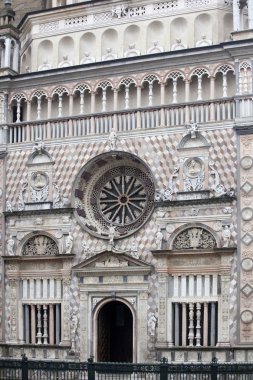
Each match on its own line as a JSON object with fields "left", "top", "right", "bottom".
{"left": 23, "top": 235, "right": 59, "bottom": 256}
{"left": 173, "top": 228, "right": 216, "bottom": 250}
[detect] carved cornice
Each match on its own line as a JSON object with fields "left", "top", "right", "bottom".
{"left": 4, "top": 207, "right": 74, "bottom": 217}
{"left": 3, "top": 254, "right": 74, "bottom": 261}
{"left": 155, "top": 195, "right": 236, "bottom": 208}
{"left": 152, "top": 247, "right": 236, "bottom": 256}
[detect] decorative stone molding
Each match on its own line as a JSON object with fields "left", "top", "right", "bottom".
{"left": 73, "top": 151, "right": 155, "bottom": 239}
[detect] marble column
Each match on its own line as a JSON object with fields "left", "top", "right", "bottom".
{"left": 182, "top": 303, "right": 187, "bottom": 346}
{"left": 69, "top": 94, "right": 74, "bottom": 117}
{"left": 49, "top": 304, "right": 54, "bottom": 345}
{"left": 4, "top": 38, "right": 11, "bottom": 67}
{"left": 203, "top": 302, "right": 208, "bottom": 346}
{"left": 13, "top": 42, "right": 19, "bottom": 72}
{"left": 233, "top": 0, "right": 241, "bottom": 31}
{"left": 31, "top": 304, "right": 36, "bottom": 344}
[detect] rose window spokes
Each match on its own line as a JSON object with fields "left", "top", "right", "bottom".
{"left": 99, "top": 175, "right": 147, "bottom": 225}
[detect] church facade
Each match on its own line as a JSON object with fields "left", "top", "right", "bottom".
{"left": 0, "top": 0, "right": 252, "bottom": 363}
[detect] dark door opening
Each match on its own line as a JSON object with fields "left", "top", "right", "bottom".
{"left": 97, "top": 301, "right": 133, "bottom": 362}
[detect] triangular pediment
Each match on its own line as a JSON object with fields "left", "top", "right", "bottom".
{"left": 72, "top": 250, "right": 152, "bottom": 276}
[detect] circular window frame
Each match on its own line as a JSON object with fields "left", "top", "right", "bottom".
{"left": 72, "top": 152, "right": 156, "bottom": 240}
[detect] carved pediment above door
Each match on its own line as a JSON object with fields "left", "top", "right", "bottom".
{"left": 72, "top": 250, "right": 153, "bottom": 277}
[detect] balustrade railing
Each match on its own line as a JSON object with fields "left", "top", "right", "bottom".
{"left": 2, "top": 98, "right": 239, "bottom": 144}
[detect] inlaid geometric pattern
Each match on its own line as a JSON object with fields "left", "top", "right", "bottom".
{"left": 241, "top": 181, "right": 253, "bottom": 195}
{"left": 4, "top": 126, "right": 238, "bottom": 354}
{"left": 241, "top": 284, "right": 253, "bottom": 297}
{"left": 242, "top": 233, "right": 253, "bottom": 246}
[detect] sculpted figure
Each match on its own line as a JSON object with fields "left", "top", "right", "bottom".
{"left": 7, "top": 236, "right": 15, "bottom": 255}
{"left": 80, "top": 52, "right": 95, "bottom": 64}
{"left": 38, "top": 59, "right": 52, "bottom": 71}
{"left": 108, "top": 224, "right": 117, "bottom": 246}
{"left": 148, "top": 313, "right": 157, "bottom": 336}
{"left": 155, "top": 228, "right": 163, "bottom": 249}
{"left": 171, "top": 38, "right": 187, "bottom": 51}
{"left": 66, "top": 232, "right": 73, "bottom": 254}
{"left": 58, "top": 55, "right": 73, "bottom": 68}
{"left": 196, "top": 35, "right": 212, "bottom": 47}
{"left": 108, "top": 127, "right": 118, "bottom": 150}
{"left": 222, "top": 225, "right": 231, "bottom": 248}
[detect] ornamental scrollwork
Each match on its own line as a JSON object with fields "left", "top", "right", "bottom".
{"left": 22, "top": 235, "right": 59, "bottom": 256}
{"left": 173, "top": 227, "right": 216, "bottom": 250}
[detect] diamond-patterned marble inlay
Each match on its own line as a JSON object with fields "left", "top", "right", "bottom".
{"left": 241, "top": 181, "right": 253, "bottom": 194}
{"left": 242, "top": 233, "right": 253, "bottom": 246}
{"left": 241, "top": 284, "right": 253, "bottom": 297}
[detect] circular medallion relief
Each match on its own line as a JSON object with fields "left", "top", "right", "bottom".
{"left": 241, "top": 258, "right": 253, "bottom": 271}
{"left": 241, "top": 310, "right": 253, "bottom": 324}
{"left": 184, "top": 158, "right": 203, "bottom": 178}
{"left": 241, "top": 156, "right": 253, "bottom": 170}
{"left": 73, "top": 152, "right": 155, "bottom": 239}
{"left": 31, "top": 172, "right": 48, "bottom": 190}
{"left": 241, "top": 207, "right": 253, "bottom": 221}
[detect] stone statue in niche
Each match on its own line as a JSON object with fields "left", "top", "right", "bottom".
{"left": 124, "top": 44, "right": 140, "bottom": 57}
{"left": 108, "top": 127, "right": 118, "bottom": 150}
{"left": 171, "top": 38, "right": 187, "bottom": 51}
{"left": 80, "top": 52, "right": 95, "bottom": 64}
{"left": 183, "top": 158, "right": 204, "bottom": 191}
{"left": 155, "top": 227, "right": 163, "bottom": 249}
{"left": 173, "top": 227, "right": 216, "bottom": 250}
{"left": 7, "top": 236, "right": 15, "bottom": 255}
{"left": 65, "top": 232, "right": 73, "bottom": 254}
{"left": 147, "top": 41, "right": 164, "bottom": 54}
{"left": 148, "top": 313, "right": 157, "bottom": 337}
{"left": 196, "top": 35, "right": 212, "bottom": 47}
{"left": 102, "top": 48, "right": 117, "bottom": 61}
{"left": 222, "top": 225, "right": 231, "bottom": 247}
{"left": 38, "top": 59, "right": 52, "bottom": 71}
{"left": 58, "top": 55, "right": 73, "bottom": 68}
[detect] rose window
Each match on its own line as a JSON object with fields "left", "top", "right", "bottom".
{"left": 73, "top": 152, "right": 155, "bottom": 239}
{"left": 99, "top": 174, "right": 147, "bottom": 225}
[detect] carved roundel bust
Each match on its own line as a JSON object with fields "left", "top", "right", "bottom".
{"left": 73, "top": 152, "right": 156, "bottom": 239}
{"left": 184, "top": 157, "right": 203, "bottom": 178}
{"left": 31, "top": 171, "right": 48, "bottom": 190}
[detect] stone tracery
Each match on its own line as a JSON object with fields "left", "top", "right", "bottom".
{"left": 173, "top": 227, "right": 217, "bottom": 249}
{"left": 22, "top": 235, "right": 59, "bottom": 256}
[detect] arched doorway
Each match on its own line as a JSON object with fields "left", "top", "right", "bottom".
{"left": 97, "top": 301, "right": 133, "bottom": 362}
